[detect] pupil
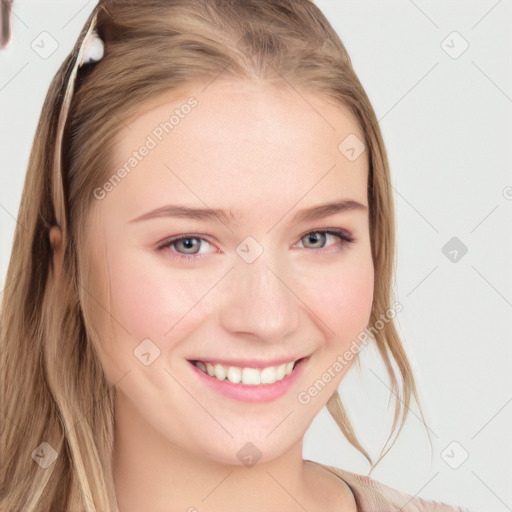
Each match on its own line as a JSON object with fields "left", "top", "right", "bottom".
{"left": 308, "top": 232, "right": 324, "bottom": 247}
{"left": 181, "top": 238, "right": 198, "bottom": 253}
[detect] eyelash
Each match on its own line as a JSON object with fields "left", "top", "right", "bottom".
{"left": 157, "top": 229, "right": 355, "bottom": 263}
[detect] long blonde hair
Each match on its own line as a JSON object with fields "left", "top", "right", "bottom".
{"left": 0, "top": 1, "right": 429, "bottom": 510}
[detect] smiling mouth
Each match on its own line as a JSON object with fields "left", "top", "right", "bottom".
{"left": 189, "top": 358, "right": 306, "bottom": 386}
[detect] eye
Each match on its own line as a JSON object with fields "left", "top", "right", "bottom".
{"left": 157, "top": 228, "right": 355, "bottom": 263}
{"left": 157, "top": 235, "right": 216, "bottom": 261}
{"left": 297, "top": 229, "right": 355, "bottom": 251}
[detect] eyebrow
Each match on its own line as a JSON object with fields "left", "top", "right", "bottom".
{"left": 128, "top": 199, "right": 367, "bottom": 225}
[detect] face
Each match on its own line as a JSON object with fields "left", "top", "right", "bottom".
{"left": 84, "top": 78, "right": 374, "bottom": 465}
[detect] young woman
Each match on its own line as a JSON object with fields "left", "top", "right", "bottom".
{"left": 0, "top": 1, "right": 475, "bottom": 510}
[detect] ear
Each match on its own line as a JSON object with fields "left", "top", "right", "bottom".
{"left": 49, "top": 226, "right": 64, "bottom": 279}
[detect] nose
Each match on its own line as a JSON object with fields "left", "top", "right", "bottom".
{"left": 218, "top": 248, "right": 301, "bottom": 343}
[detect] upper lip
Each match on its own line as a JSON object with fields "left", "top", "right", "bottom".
{"left": 188, "top": 355, "right": 308, "bottom": 369}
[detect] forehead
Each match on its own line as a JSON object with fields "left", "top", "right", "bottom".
{"left": 106, "top": 79, "right": 369, "bottom": 223}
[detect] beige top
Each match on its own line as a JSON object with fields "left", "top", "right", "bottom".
{"left": 307, "top": 460, "right": 475, "bottom": 512}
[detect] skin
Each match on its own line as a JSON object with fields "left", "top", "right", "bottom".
{"left": 58, "top": 78, "right": 374, "bottom": 511}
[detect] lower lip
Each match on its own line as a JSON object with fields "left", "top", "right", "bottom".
{"left": 188, "top": 357, "right": 309, "bottom": 403}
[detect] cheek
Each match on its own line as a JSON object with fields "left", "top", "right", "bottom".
{"left": 103, "top": 246, "right": 218, "bottom": 348}
{"left": 106, "top": 252, "right": 180, "bottom": 340}
{"left": 96, "top": 234, "right": 374, "bottom": 360}
{"left": 302, "top": 251, "right": 374, "bottom": 345}
{"left": 90, "top": 247, "right": 198, "bottom": 385}
{"left": 105, "top": 248, "right": 374, "bottom": 337}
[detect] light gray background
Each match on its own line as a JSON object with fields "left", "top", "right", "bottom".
{"left": 1, "top": 2, "right": 511, "bottom": 511}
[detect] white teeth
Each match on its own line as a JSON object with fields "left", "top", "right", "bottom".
{"left": 276, "top": 363, "right": 286, "bottom": 380}
{"left": 242, "top": 368, "right": 260, "bottom": 385}
{"left": 260, "top": 366, "right": 276, "bottom": 384}
{"left": 194, "top": 359, "right": 298, "bottom": 385}
{"left": 227, "top": 366, "right": 242, "bottom": 384}
{"left": 214, "top": 363, "right": 226, "bottom": 381}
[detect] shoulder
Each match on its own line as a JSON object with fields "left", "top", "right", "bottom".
{"left": 306, "top": 460, "right": 476, "bottom": 512}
